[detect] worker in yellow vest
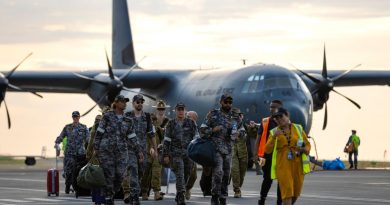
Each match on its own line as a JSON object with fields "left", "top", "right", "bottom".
{"left": 264, "top": 107, "right": 311, "bottom": 205}
{"left": 254, "top": 100, "right": 283, "bottom": 205}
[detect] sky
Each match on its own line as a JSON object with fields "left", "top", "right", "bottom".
{"left": 1, "top": 0, "right": 390, "bottom": 161}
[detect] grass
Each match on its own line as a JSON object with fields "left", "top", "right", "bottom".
{"left": 0, "top": 156, "right": 24, "bottom": 165}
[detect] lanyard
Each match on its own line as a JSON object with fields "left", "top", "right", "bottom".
{"left": 281, "top": 124, "right": 292, "bottom": 148}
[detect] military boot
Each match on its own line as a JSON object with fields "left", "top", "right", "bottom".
{"left": 141, "top": 192, "right": 149, "bottom": 200}
{"left": 234, "top": 190, "right": 241, "bottom": 198}
{"left": 174, "top": 192, "right": 185, "bottom": 205}
{"left": 133, "top": 194, "right": 140, "bottom": 205}
{"left": 185, "top": 189, "right": 191, "bottom": 200}
{"left": 219, "top": 197, "right": 226, "bottom": 205}
{"left": 105, "top": 197, "right": 114, "bottom": 205}
{"left": 65, "top": 184, "right": 70, "bottom": 194}
{"left": 258, "top": 197, "right": 265, "bottom": 205}
{"left": 123, "top": 192, "right": 131, "bottom": 204}
{"left": 154, "top": 191, "right": 163, "bottom": 200}
{"left": 211, "top": 195, "right": 220, "bottom": 205}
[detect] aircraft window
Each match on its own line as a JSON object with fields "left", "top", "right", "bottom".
{"left": 262, "top": 76, "right": 301, "bottom": 91}
{"left": 242, "top": 75, "right": 261, "bottom": 93}
{"left": 260, "top": 75, "right": 264, "bottom": 80}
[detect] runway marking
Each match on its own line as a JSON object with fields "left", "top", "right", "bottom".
{"left": 25, "top": 198, "right": 65, "bottom": 202}
{"left": 364, "top": 182, "right": 390, "bottom": 185}
{"left": 0, "top": 187, "right": 45, "bottom": 192}
{"left": 0, "top": 177, "right": 45, "bottom": 182}
{"left": 0, "top": 199, "right": 32, "bottom": 203}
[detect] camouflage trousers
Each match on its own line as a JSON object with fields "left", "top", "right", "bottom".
{"left": 186, "top": 163, "right": 197, "bottom": 191}
{"left": 97, "top": 144, "right": 129, "bottom": 197}
{"left": 121, "top": 151, "right": 141, "bottom": 197}
{"left": 140, "top": 156, "right": 162, "bottom": 194}
{"left": 122, "top": 150, "right": 147, "bottom": 196}
{"left": 63, "top": 155, "right": 73, "bottom": 185}
{"left": 171, "top": 154, "right": 194, "bottom": 193}
{"left": 231, "top": 147, "right": 248, "bottom": 192}
{"left": 212, "top": 152, "right": 232, "bottom": 198}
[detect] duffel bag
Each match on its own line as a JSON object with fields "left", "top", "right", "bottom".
{"left": 187, "top": 137, "right": 216, "bottom": 167}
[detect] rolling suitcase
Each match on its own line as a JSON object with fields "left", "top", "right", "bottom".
{"left": 47, "top": 156, "right": 59, "bottom": 196}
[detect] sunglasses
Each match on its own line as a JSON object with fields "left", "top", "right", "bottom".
{"left": 224, "top": 100, "right": 233, "bottom": 104}
{"left": 135, "top": 101, "right": 144, "bottom": 104}
{"left": 157, "top": 108, "right": 165, "bottom": 111}
{"left": 72, "top": 115, "right": 80, "bottom": 118}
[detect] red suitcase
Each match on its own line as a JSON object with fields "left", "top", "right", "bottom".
{"left": 47, "top": 156, "right": 59, "bottom": 196}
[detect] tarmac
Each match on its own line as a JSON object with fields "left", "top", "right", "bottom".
{"left": 0, "top": 161, "right": 390, "bottom": 205}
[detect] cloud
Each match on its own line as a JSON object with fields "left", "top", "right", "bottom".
{"left": 0, "top": 0, "right": 109, "bottom": 44}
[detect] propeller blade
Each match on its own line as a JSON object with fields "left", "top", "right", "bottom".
{"left": 331, "top": 64, "right": 362, "bottom": 82}
{"left": 81, "top": 92, "right": 108, "bottom": 117}
{"left": 322, "top": 45, "right": 327, "bottom": 79}
{"left": 72, "top": 72, "right": 109, "bottom": 86}
{"left": 4, "top": 100, "right": 11, "bottom": 129}
{"left": 119, "top": 56, "right": 146, "bottom": 80}
{"left": 322, "top": 102, "right": 327, "bottom": 130}
{"left": 296, "top": 69, "right": 321, "bottom": 84}
{"left": 7, "top": 84, "right": 43, "bottom": 98}
{"left": 310, "top": 88, "right": 319, "bottom": 95}
{"left": 105, "top": 49, "right": 115, "bottom": 80}
{"left": 332, "top": 89, "right": 361, "bottom": 109}
{"left": 6, "top": 52, "right": 33, "bottom": 79}
{"left": 122, "top": 87, "right": 157, "bottom": 101}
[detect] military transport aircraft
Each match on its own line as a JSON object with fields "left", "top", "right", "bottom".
{"left": 1, "top": 0, "right": 390, "bottom": 135}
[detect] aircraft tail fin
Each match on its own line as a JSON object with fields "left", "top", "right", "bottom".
{"left": 112, "top": 0, "right": 135, "bottom": 69}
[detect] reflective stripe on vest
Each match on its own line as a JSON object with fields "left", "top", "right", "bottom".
{"left": 257, "top": 117, "right": 270, "bottom": 157}
{"left": 270, "top": 123, "right": 311, "bottom": 180}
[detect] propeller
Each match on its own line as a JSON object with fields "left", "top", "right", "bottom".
{"left": 296, "top": 46, "right": 361, "bottom": 130}
{"left": 73, "top": 52, "right": 154, "bottom": 116}
{"left": 0, "top": 53, "right": 43, "bottom": 129}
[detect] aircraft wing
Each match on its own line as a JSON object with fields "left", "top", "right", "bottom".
{"left": 3, "top": 69, "right": 178, "bottom": 93}
{"left": 296, "top": 70, "right": 390, "bottom": 87}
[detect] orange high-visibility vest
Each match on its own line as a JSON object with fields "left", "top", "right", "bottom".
{"left": 257, "top": 117, "right": 270, "bottom": 157}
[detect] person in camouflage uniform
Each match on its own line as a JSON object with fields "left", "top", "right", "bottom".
{"left": 230, "top": 108, "right": 248, "bottom": 198}
{"left": 199, "top": 94, "right": 237, "bottom": 205}
{"left": 140, "top": 100, "right": 170, "bottom": 200}
{"left": 184, "top": 111, "right": 199, "bottom": 200}
{"left": 54, "top": 111, "right": 89, "bottom": 194}
{"left": 123, "top": 94, "right": 157, "bottom": 203}
{"left": 244, "top": 120, "right": 260, "bottom": 174}
{"left": 94, "top": 95, "right": 144, "bottom": 205}
{"left": 163, "top": 103, "right": 198, "bottom": 205}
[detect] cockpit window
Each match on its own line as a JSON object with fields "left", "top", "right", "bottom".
{"left": 241, "top": 73, "right": 302, "bottom": 93}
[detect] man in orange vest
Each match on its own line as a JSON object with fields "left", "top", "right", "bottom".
{"left": 254, "top": 100, "right": 283, "bottom": 205}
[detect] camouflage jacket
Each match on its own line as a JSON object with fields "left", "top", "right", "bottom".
{"left": 94, "top": 111, "right": 140, "bottom": 153}
{"left": 232, "top": 119, "right": 248, "bottom": 158}
{"left": 200, "top": 108, "right": 237, "bottom": 154}
{"left": 151, "top": 115, "right": 170, "bottom": 145}
{"left": 163, "top": 118, "right": 197, "bottom": 157}
{"left": 55, "top": 123, "right": 89, "bottom": 156}
{"left": 128, "top": 111, "right": 154, "bottom": 153}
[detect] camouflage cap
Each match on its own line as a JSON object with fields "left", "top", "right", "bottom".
{"left": 132, "top": 94, "right": 145, "bottom": 102}
{"left": 72, "top": 111, "right": 80, "bottom": 117}
{"left": 152, "top": 100, "right": 170, "bottom": 109}
{"left": 175, "top": 102, "right": 186, "bottom": 109}
{"left": 220, "top": 94, "right": 233, "bottom": 101}
{"left": 114, "top": 94, "right": 129, "bottom": 102}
